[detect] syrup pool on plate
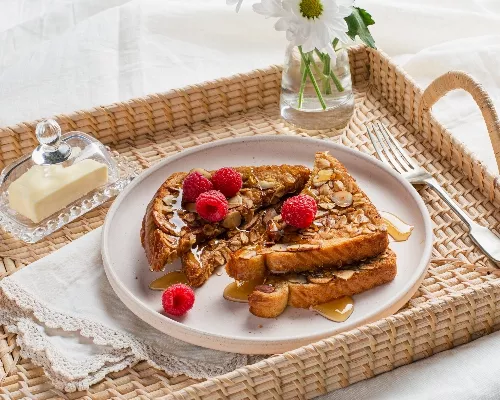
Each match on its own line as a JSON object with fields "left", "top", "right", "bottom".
{"left": 149, "top": 271, "right": 188, "bottom": 290}
{"left": 380, "top": 211, "right": 414, "bottom": 242}
{"left": 223, "top": 280, "right": 264, "bottom": 303}
{"left": 312, "top": 296, "right": 354, "bottom": 322}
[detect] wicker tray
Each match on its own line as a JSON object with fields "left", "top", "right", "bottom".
{"left": 0, "top": 46, "right": 499, "bottom": 399}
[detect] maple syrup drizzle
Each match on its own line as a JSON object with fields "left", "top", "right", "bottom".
{"left": 190, "top": 244, "right": 203, "bottom": 265}
{"left": 245, "top": 167, "right": 258, "bottom": 188}
{"left": 149, "top": 271, "right": 188, "bottom": 291}
{"left": 170, "top": 189, "right": 187, "bottom": 234}
{"left": 313, "top": 296, "right": 354, "bottom": 322}
{"left": 380, "top": 211, "right": 414, "bottom": 242}
{"left": 223, "top": 279, "right": 264, "bottom": 303}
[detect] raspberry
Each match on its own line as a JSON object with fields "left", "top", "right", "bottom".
{"left": 281, "top": 194, "right": 317, "bottom": 229}
{"left": 211, "top": 167, "right": 242, "bottom": 198}
{"left": 162, "top": 283, "right": 195, "bottom": 316}
{"left": 195, "top": 190, "right": 228, "bottom": 222}
{"left": 182, "top": 172, "right": 213, "bottom": 203}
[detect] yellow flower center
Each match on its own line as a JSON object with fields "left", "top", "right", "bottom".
{"left": 299, "top": 0, "right": 323, "bottom": 19}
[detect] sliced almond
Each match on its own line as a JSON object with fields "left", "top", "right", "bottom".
{"left": 333, "top": 180, "right": 345, "bottom": 191}
{"left": 241, "top": 213, "right": 259, "bottom": 230}
{"left": 313, "top": 169, "right": 334, "bottom": 187}
{"left": 266, "top": 220, "right": 283, "bottom": 242}
{"left": 238, "top": 248, "right": 257, "bottom": 259}
{"left": 228, "top": 194, "right": 243, "bottom": 208}
{"left": 331, "top": 191, "right": 353, "bottom": 207}
{"left": 315, "top": 210, "right": 329, "bottom": 219}
{"left": 190, "top": 168, "right": 212, "bottom": 179}
{"left": 242, "top": 197, "right": 254, "bottom": 208}
{"left": 162, "top": 195, "right": 175, "bottom": 206}
{"left": 307, "top": 276, "right": 333, "bottom": 284}
{"left": 240, "top": 231, "right": 249, "bottom": 245}
{"left": 318, "top": 169, "right": 334, "bottom": 179}
{"left": 317, "top": 158, "right": 331, "bottom": 169}
{"left": 270, "top": 244, "right": 289, "bottom": 252}
{"left": 318, "top": 202, "right": 335, "bottom": 210}
{"left": 334, "top": 270, "right": 356, "bottom": 280}
{"left": 283, "top": 173, "right": 296, "bottom": 184}
{"left": 258, "top": 180, "right": 277, "bottom": 189}
{"left": 286, "top": 244, "right": 321, "bottom": 251}
{"left": 287, "top": 274, "right": 308, "bottom": 284}
{"left": 222, "top": 211, "right": 242, "bottom": 229}
{"left": 319, "top": 184, "right": 331, "bottom": 196}
{"left": 263, "top": 208, "right": 278, "bottom": 224}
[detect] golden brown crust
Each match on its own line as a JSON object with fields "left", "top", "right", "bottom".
{"left": 287, "top": 249, "right": 397, "bottom": 308}
{"left": 225, "top": 250, "right": 267, "bottom": 282}
{"left": 181, "top": 205, "right": 281, "bottom": 287}
{"left": 266, "top": 231, "right": 389, "bottom": 273}
{"left": 141, "top": 164, "right": 310, "bottom": 272}
{"left": 248, "top": 249, "right": 397, "bottom": 318}
{"left": 248, "top": 278, "right": 289, "bottom": 318}
{"left": 226, "top": 152, "right": 389, "bottom": 279}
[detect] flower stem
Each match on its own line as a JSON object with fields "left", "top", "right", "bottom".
{"left": 314, "top": 49, "right": 324, "bottom": 61}
{"left": 329, "top": 38, "right": 344, "bottom": 92}
{"left": 298, "top": 46, "right": 327, "bottom": 110}
{"left": 310, "top": 53, "right": 323, "bottom": 77}
{"left": 298, "top": 54, "right": 308, "bottom": 109}
{"left": 329, "top": 70, "right": 344, "bottom": 92}
{"left": 322, "top": 54, "right": 332, "bottom": 95}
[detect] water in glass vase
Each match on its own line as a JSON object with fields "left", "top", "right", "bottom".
{"left": 280, "top": 45, "right": 354, "bottom": 130}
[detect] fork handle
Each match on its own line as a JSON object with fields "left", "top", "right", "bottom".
{"left": 424, "top": 177, "right": 500, "bottom": 263}
{"left": 424, "top": 177, "right": 474, "bottom": 227}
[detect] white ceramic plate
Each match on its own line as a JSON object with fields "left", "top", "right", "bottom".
{"left": 102, "top": 136, "right": 433, "bottom": 354}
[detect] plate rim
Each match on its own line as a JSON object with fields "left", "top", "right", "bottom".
{"left": 102, "top": 135, "right": 433, "bottom": 352}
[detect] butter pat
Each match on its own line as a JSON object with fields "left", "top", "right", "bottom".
{"left": 8, "top": 159, "right": 108, "bottom": 223}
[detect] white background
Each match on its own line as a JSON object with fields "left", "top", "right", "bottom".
{"left": 1, "top": 0, "right": 499, "bottom": 398}
{"left": 0, "top": 0, "right": 499, "bottom": 174}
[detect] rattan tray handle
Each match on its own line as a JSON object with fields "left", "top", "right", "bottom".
{"left": 418, "top": 71, "right": 500, "bottom": 171}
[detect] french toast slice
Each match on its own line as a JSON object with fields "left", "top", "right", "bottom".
{"left": 181, "top": 204, "right": 281, "bottom": 287}
{"left": 141, "top": 164, "right": 310, "bottom": 271}
{"left": 226, "top": 152, "right": 389, "bottom": 280}
{"left": 248, "top": 248, "right": 397, "bottom": 318}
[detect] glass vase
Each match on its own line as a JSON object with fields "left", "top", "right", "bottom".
{"left": 280, "top": 44, "right": 354, "bottom": 130}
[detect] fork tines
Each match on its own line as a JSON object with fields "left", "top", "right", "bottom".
{"left": 367, "top": 122, "right": 417, "bottom": 174}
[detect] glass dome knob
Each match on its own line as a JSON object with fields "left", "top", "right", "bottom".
{"left": 32, "top": 119, "right": 72, "bottom": 165}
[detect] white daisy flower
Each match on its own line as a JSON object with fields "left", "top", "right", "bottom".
{"left": 253, "top": 0, "right": 288, "bottom": 17}
{"left": 227, "top": 0, "right": 244, "bottom": 12}
{"left": 254, "top": 0, "right": 354, "bottom": 61}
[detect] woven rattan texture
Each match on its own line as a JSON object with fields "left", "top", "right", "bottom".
{"left": 0, "top": 46, "right": 499, "bottom": 399}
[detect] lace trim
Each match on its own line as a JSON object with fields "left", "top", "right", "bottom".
{"left": 0, "top": 278, "right": 253, "bottom": 392}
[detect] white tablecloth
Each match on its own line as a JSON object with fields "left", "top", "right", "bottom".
{"left": 0, "top": 0, "right": 499, "bottom": 398}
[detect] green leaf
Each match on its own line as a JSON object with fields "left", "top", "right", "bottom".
{"left": 345, "top": 7, "right": 376, "bottom": 49}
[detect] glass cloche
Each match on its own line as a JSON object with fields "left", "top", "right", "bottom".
{"left": 0, "top": 119, "right": 139, "bottom": 243}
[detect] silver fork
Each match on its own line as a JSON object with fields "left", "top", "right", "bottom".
{"left": 367, "top": 122, "right": 500, "bottom": 264}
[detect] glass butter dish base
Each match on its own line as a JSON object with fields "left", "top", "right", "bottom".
{"left": 0, "top": 120, "right": 141, "bottom": 243}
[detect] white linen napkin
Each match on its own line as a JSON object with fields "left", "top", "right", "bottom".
{"left": 0, "top": 228, "right": 255, "bottom": 392}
